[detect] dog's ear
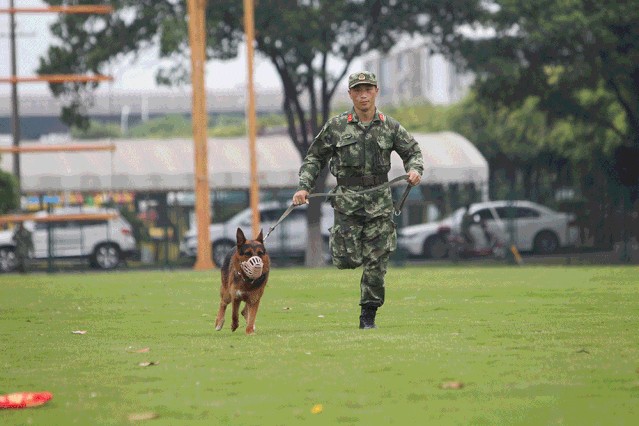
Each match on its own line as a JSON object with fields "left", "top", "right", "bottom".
{"left": 256, "top": 228, "right": 264, "bottom": 243}
{"left": 236, "top": 228, "right": 247, "bottom": 247}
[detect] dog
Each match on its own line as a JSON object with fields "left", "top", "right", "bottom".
{"left": 215, "top": 228, "right": 271, "bottom": 335}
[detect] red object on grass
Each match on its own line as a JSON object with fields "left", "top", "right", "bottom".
{"left": 0, "top": 392, "right": 53, "bottom": 409}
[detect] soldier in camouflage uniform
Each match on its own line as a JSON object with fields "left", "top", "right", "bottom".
{"left": 12, "top": 222, "right": 34, "bottom": 273}
{"left": 293, "top": 71, "right": 424, "bottom": 329}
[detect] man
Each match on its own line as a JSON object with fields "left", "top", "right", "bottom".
{"left": 292, "top": 71, "right": 423, "bottom": 329}
{"left": 12, "top": 222, "right": 34, "bottom": 273}
{"left": 460, "top": 204, "right": 476, "bottom": 248}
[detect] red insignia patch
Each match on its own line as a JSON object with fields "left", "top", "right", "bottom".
{"left": 378, "top": 113, "right": 385, "bottom": 121}
{"left": 347, "top": 113, "right": 353, "bottom": 122}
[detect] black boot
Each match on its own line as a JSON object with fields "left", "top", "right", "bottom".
{"left": 359, "top": 305, "right": 378, "bottom": 329}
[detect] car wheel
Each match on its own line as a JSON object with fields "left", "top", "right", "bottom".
{"left": 212, "top": 240, "right": 235, "bottom": 267}
{"left": 92, "top": 243, "right": 121, "bottom": 270}
{"left": 424, "top": 236, "right": 448, "bottom": 259}
{"left": 533, "top": 231, "right": 559, "bottom": 254}
{"left": 0, "top": 247, "right": 17, "bottom": 273}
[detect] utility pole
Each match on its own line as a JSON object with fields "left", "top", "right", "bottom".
{"left": 243, "top": 0, "right": 260, "bottom": 239}
{"left": 9, "top": 0, "right": 21, "bottom": 192}
{"left": 187, "top": 0, "right": 214, "bottom": 270}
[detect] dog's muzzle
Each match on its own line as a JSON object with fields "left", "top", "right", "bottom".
{"left": 241, "top": 256, "right": 263, "bottom": 279}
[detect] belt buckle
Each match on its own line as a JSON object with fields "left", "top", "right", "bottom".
{"left": 361, "top": 175, "right": 374, "bottom": 186}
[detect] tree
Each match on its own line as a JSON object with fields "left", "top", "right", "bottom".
{"left": 442, "top": 0, "right": 639, "bottom": 196}
{"left": 38, "top": 0, "right": 484, "bottom": 266}
{"left": 0, "top": 170, "right": 20, "bottom": 214}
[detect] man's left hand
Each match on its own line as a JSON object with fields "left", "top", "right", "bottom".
{"left": 407, "top": 170, "right": 421, "bottom": 186}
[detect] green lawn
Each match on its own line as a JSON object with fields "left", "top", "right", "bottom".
{"left": 1, "top": 266, "right": 638, "bottom": 425}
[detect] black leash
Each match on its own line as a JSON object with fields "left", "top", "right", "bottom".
{"left": 264, "top": 174, "right": 413, "bottom": 240}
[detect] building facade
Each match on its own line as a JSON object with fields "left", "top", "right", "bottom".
{"left": 362, "top": 37, "right": 474, "bottom": 106}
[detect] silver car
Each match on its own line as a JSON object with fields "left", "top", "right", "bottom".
{"left": 398, "top": 200, "right": 579, "bottom": 259}
{"left": 180, "top": 201, "right": 334, "bottom": 266}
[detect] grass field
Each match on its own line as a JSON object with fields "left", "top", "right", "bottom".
{"left": 1, "top": 265, "right": 638, "bottom": 425}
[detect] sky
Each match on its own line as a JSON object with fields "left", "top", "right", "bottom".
{"left": 0, "top": 0, "right": 296, "bottom": 96}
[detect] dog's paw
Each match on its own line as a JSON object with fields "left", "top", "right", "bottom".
{"left": 231, "top": 321, "right": 239, "bottom": 332}
{"left": 215, "top": 320, "right": 224, "bottom": 331}
{"left": 245, "top": 325, "right": 256, "bottom": 335}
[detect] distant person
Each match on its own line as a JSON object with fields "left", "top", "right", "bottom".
{"left": 12, "top": 222, "right": 34, "bottom": 273}
{"left": 460, "top": 204, "right": 476, "bottom": 248}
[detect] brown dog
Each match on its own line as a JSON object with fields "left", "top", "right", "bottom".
{"left": 215, "top": 228, "right": 270, "bottom": 335}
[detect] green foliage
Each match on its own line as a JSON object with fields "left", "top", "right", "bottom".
{"left": 118, "top": 205, "right": 151, "bottom": 243}
{"left": 0, "top": 170, "right": 20, "bottom": 214}
{"left": 128, "top": 114, "right": 192, "bottom": 138}
{"left": 384, "top": 103, "right": 453, "bottom": 133}
{"left": 449, "top": 0, "right": 639, "bottom": 189}
{"left": 38, "top": 0, "right": 480, "bottom": 155}
{"left": 71, "top": 120, "right": 121, "bottom": 139}
{"left": 2, "top": 266, "right": 639, "bottom": 424}
{"left": 255, "top": 113, "right": 287, "bottom": 128}
{"left": 208, "top": 123, "right": 245, "bottom": 138}
{"left": 120, "top": 114, "right": 286, "bottom": 138}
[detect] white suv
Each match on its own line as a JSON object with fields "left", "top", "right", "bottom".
{"left": 180, "top": 201, "right": 333, "bottom": 266}
{"left": 0, "top": 207, "right": 137, "bottom": 272}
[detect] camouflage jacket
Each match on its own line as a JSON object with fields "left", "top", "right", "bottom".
{"left": 13, "top": 227, "right": 34, "bottom": 257}
{"left": 297, "top": 107, "right": 424, "bottom": 217}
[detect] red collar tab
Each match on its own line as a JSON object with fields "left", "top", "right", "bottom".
{"left": 378, "top": 113, "right": 385, "bottom": 122}
{"left": 347, "top": 113, "right": 353, "bottom": 122}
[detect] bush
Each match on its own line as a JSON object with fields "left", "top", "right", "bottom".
{"left": 0, "top": 170, "right": 20, "bottom": 214}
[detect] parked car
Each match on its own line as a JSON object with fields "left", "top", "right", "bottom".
{"left": 398, "top": 200, "right": 579, "bottom": 259}
{"left": 0, "top": 207, "right": 137, "bottom": 272}
{"left": 179, "top": 201, "right": 334, "bottom": 266}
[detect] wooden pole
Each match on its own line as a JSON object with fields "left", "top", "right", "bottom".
{"left": 187, "top": 0, "right": 214, "bottom": 270}
{"left": 0, "top": 6, "right": 114, "bottom": 14}
{"left": 0, "top": 212, "right": 117, "bottom": 225}
{"left": 243, "top": 0, "right": 260, "bottom": 239}
{"left": 0, "top": 144, "right": 115, "bottom": 153}
{"left": 0, "top": 74, "right": 113, "bottom": 84}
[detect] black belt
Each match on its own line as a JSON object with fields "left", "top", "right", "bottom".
{"left": 337, "top": 174, "right": 388, "bottom": 187}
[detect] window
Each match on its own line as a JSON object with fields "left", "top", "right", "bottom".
{"left": 514, "top": 207, "right": 540, "bottom": 218}
{"left": 474, "top": 209, "right": 495, "bottom": 221}
{"left": 495, "top": 207, "right": 540, "bottom": 219}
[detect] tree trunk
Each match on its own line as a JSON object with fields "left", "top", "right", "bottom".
{"left": 305, "top": 168, "right": 330, "bottom": 267}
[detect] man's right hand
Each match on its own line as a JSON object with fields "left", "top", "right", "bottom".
{"left": 293, "top": 190, "right": 309, "bottom": 205}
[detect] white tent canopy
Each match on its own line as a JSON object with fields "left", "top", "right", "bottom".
{"left": 1, "top": 131, "right": 488, "bottom": 198}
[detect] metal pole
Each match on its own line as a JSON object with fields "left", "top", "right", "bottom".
{"left": 243, "top": 0, "right": 260, "bottom": 238}
{"left": 187, "top": 0, "right": 214, "bottom": 270}
{"left": 9, "top": 0, "right": 21, "bottom": 193}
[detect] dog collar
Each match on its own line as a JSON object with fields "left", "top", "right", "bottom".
{"left": 235, "top": 270, "right": 267, "bottom": 287}
{"left": 236, "top": 270, "right": 255, "bottom": 283}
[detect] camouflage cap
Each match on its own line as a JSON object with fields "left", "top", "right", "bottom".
{"left": 348, "top": 71, "right": 377, "bottom": 89}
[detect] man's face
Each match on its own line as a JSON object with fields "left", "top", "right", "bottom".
{"left": 348, "top": 84, "right": 378, "bottom": 113}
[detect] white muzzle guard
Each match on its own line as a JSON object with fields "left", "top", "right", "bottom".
{"left": 241, "top": 256, "right": 264, "bottom": 279}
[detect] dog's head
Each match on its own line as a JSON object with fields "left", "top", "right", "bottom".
{"left": 235, "top": 227, "right": 270, "bottom": 280}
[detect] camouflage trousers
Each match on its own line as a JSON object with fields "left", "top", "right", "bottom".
{"left": 329, "top": 211, "right": 397, "bottom": 307}
{"left": 15, "top": 253, "right": 30, "bottom": 273}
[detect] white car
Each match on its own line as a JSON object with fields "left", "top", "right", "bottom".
{"left": 398, "top": 200, "right": 579, "bottom": 259}
{"left": 180, "top": 201, "right": 334, "bottom": 266}
{"left": 0, "top": 207, "right": 137, "bottom": 272}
